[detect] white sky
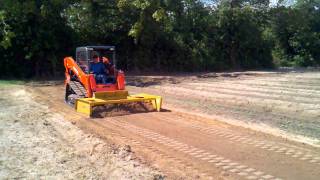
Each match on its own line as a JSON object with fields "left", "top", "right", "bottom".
{"left": 270, "top": 0, "right": 278, "bottom": 5}
{"left": 201, "top": 0, "right": 292, "bottom": 6}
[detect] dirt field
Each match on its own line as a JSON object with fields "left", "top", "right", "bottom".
{"left": 1, "top": 71, "right": 320, "bottom": 179}
{"left": 127, "top": 71, "right": 320, "bottom": 146}
{"left": 0, "top": 85, "right": 162, "bottom": 179}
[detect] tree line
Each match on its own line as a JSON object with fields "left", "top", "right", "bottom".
{"left": 0, "top": 0, "right": 319, "bottom": 78}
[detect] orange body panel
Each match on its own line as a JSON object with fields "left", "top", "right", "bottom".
{"left": 117, "top": 71, "right": 125, "bottom": 90}
{"left": 64, "top": 57, "right": 125, "bottom": 98}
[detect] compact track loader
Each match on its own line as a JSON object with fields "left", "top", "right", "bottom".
{"left": 64, "top": 46, "right": 162, "bottom": 117}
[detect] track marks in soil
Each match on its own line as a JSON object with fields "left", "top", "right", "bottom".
{"left": 90, "top": 119, "right": 212, "bottom": 179}
{"left": 153, "top": 86, "right": 320, "bottom": 111}
{"left": 128, "top": 72, "right": 320, "bottom": 141}
{"left": 155, "top": 113, "right": 320, "bottom": 166}
{"left": 105, "top": 119, "right": 284, "bottom": 180}
{"left": 184, "top": 83, "right": 320, "bottom": 105}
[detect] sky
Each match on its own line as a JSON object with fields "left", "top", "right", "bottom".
{"left": 201, "top": 0, "right": 291, "bottom": 6}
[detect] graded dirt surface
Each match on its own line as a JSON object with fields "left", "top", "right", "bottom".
{"left": 1, "top": 71, "right": 320, "bottom": 180}
{"left": 127, "top": 71, "right": 320, "bottom": 146}
{"left": 0, "top": 85, "right": 162, "bottom": 179}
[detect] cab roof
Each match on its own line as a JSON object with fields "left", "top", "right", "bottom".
{"left": 76, "top": 46, "right": 115, "bottom": 51}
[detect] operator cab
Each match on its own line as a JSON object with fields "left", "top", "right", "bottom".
{"left": 76, "top": 46, "right": 116, "bottom": 78}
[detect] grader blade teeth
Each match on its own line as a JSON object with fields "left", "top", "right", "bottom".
{"left": 75, "top": 93, "right": 162, "bottom": 117}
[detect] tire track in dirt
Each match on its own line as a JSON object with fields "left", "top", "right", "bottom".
{"left": 181, "top": 84, "right": 320, "bottom": 108}
{"left": 88, "top": 121, "right": 205, "bottom": 179}
{"left": 128, "top": 85, "right": 320, "bottom": 141}
{"left": 213, "top": 82, "right": 320, "bottom": 96}
{"left": 114, "top": 113, "right": 320, "bottom": 179}
{"left": 29, "top": 74, "right": 320, "bottom": 179}
{"left": 175, "top": 97, "right": 320, "bottom": 140}
{"left": 154, "top": 86, "right": 320, "bottom": 108}
{"left": 179, "top": 83, "right": 320, "bottom": 117}
{"left": 132, "top": 86, "right": 316, "bottom": 118}
{"left": 8, "top": 87, "right": 163, "bottom": 179}
{"left": 195, "top": 72, "right": 320, "bottom": 85}
{"left": 237, "top": 77, "right": 320, "bottom": 86}
{"left": 279, "top": 73, "right": 320, "bottom": 79}
{"left": 37, "top": 99, "right": 205, "bottom": 179}
{"left": 198, "top": 79, "right": 320, "bottom": 91}
{"left": 147, "top": 83, "right": 320, "bottom": 118}
{"left": 153, "top": 113, "right": 320, "bottom": 166}
{"left": 29, "top": 87, "right": 218, "bottom": 179}
{"left": 130, "top": 86, "right": 319, "bottom": 121}
{"left": 106, "top": 118, "right": 284, "bottom": 180}
{"left": 91, "top": 119, "right": 222, "bottom": 180}
{"left": 186, "top": 82, "right": 320, "bottom": 99}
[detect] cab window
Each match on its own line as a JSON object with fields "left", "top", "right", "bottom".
{"left": 76, "top": 51, "right": 89, "bottom": 73}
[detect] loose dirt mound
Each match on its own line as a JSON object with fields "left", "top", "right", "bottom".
{"left": 92, "top": 102, "right": 155, "bottom": 118}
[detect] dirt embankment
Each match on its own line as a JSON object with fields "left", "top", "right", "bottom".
{"left": 0, "top": 85, "right": 163, "bottom": 179}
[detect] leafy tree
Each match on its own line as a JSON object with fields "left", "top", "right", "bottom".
{"left": 0, "top": 0, "right": 319, "bottom": 77}
{"left": 0, "top": 0, "right": 74, "bottom": 77}
{"left": 270, "top": 0, "right": 320, "bottom": 66}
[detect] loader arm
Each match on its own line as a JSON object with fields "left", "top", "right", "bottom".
{"left": 64, "top": 57, "right": 93, "bottom": 97}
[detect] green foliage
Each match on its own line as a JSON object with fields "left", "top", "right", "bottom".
{"left": 215, "top": 6, "right": 273, "bottom": 69}
{"left": 0, "top": 0, "right": 74, "bottom": 77}
{"left": 0, "top": 0, "right": 319, "bottom": 78}
{"left": 0, "top": 80, "right": 23, "bottom": 86}
{"left": 270, "top": 1, "right": 320, "bottom": 67}
{"left": 0, "top": 11, "right": 15, "bottom": 49}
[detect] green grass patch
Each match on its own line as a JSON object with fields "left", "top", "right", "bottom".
{"left": 0, "top": 80, "right": 24, "bottom": 86}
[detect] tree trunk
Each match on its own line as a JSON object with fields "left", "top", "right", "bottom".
{"left": 230, "top": 40, "right": 240, "bottom": 70}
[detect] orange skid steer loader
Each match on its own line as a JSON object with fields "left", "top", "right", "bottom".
{"left": 64, "top": 46, "right": 162, "bottom": 117}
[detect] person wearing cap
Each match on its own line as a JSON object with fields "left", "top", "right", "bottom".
{"left": 102, "top": 57, "right": 115, "bottom": 75}
{"left": 89, "top": 55, "right": 108, "bottom": 84}
{"left": 102, "top": 56, "right": 118, "bottom": 83}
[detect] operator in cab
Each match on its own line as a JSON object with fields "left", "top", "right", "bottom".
{"left": 89, "top": 55, "right": 108, "bottom": 84}
{"left": 102, "top": 56, "right": 116, "bottom": 75}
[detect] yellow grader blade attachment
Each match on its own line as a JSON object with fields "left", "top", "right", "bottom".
{"left": 75, "top": 91, "right": 162, "bottom": 117}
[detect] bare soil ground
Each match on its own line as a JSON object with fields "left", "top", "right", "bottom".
{"left": 127, "top": 71, "right": 320, "bottom": 146}
{"left": 0, "top": 85, "right": 163, "bottom": 179}
{"left": 1, "top": 71, "right": 320, "bottom": 180}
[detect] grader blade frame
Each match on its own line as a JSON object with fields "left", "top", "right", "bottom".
{"left": 75, "top": 93, "right": 162, "bottom": 117}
